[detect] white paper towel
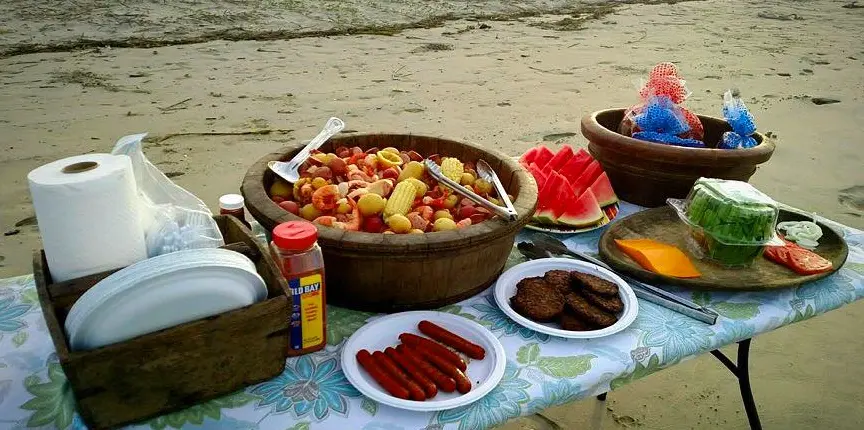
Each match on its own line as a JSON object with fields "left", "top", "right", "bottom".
{"left": 28, "top": 153, "right": 148, "bottom": 282}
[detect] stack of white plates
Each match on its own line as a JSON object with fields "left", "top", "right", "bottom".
{"left": 65, "top": 248, "right": 267, "bottom": 351}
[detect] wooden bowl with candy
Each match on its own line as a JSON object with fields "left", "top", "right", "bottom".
{"left": 242, "top": 134, "right": 537, "bottom": 312}
{"left": 581, "top": 109, "right": 775, "bottom": 208}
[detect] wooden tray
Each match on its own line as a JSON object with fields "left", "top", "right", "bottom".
{"left": 34, "top": 216, "right": 290, "bottom": 429}
{"left": 598, "top": 206, "right": 849, "bottom": 290}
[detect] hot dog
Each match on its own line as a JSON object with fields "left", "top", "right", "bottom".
{"left": 385, "top": 347, "right": 437, "bottom": 398}
{"left": 356, "top": 349, "right": 409, "bottom": 400}
{"left": 413, "top": 343, "right": 472, "bottom": 394}
{"left": 372, "top": 351, "right": 426, "bottom": 401}
{"left": 418, "top": 320, "right": 486, "bottom": 360}
{"left": 396, "top": 344, "right": 456, "bottom": 393}
{"left": 399, "top": 333, "right": 467, "bottom": 371}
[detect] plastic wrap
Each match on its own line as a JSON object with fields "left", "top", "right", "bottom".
{"left": 668, "top": 178, "right": 782, "bottom": 266}
{"left": 631, "top": 96, "right": 706, "bottom": 148}
{"left": 111, "top": 133, "right": 224, "bottom": 257}
{"left": 719, "top": 89, "right": 758, "bottom": 149}
{"left": 619, "top": 62, "right": 704, "bottom": 143}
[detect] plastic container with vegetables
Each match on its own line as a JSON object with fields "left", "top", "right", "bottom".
{"left": 668, "top": 178, "right": 783, "bottom": 267}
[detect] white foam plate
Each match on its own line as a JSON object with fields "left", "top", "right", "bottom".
{"left": 341, "top": 311, "right": 506, "bottom": 412}
{"left": 494, "top": 258, "right": 638, "bottom": 339}
{"left": 66, "top": 248, "right": 267, "bottom": 351}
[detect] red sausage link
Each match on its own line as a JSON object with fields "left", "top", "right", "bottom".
{"left": 399, "top": 333, "right": 467, "bottom": 371}
{"left": 413, "top": 343, "right": 472, "bottom": 394}
{"left": 373, "top": 351, "right": 426, "bottom": 401}
{"left": 356, "top": 349, "right": 410, "bottom": 399}
{"left": 386, "top": 347, "right": 438, "bottom": 398}
{"left": 397, "top": 344, "right": 456, "bottom": 393}
{"left": 418, "top": 320, "right": 486, "bottom": 360}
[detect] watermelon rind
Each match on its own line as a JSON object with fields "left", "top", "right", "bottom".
{"left": 558, "top": 189, "right": 604, "bottom": 228}
{"left": 589, "top": 172, "right": 619, "bottom": 206}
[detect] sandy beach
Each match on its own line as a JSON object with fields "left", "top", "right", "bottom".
{"left": 1, "top": 0, "right": 863, "bottom": 428}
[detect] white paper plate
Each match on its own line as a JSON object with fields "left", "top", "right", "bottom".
{"left": 341, "top": 311, "right": 506, "bottom": 412}
{"left": 66, "top": 248, "right": 266, "bottom": 350}
{"left": 494, "top": 258, "right": 638, "bottom": 339}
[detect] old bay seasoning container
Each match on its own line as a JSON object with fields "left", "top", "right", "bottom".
{"left": 271, "top": 221, "right": 326, "bottom": 355}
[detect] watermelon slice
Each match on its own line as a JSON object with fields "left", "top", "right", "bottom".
{"left": 527, "top": 162, "right": 547, "bottom": 189}
{"left": 589, "top": 172, "right": 619, "bottom": 206}
{"left": 534, "top": 172, "right": 566, "bottom": 223}
{"left": 533, "top": 146, "right": 555, "bottom": 169}
{"left": 571, "top": 160, "right": 603, "bottom": 196}
{"left": 519, "top": 147, "right": 541, "bottom": 167}
{"left": 558, "top": 189, "right": 604, "bottom": 228}
{"left": 546, "top": 145, "right": 574, "bottom": 172}
{"left": 540, "top": 163, "right": 555, "bottom": 182}
{"left": 558, "top": 149, "right": 593, "bottom": 184}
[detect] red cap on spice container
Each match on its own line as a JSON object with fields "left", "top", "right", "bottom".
{"left": 272, "top": 221, "right": 318, "bottom": 251}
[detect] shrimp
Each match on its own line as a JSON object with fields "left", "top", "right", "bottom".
{"left": 414, "top": 205, "right": 434, "bottom": 221}
{"left": 348, "top": 188, "right": 369, "bottom": 200}
{"left": 313, "top": 216, "right": 346, "bottom": 229}
{"left": 312, "top": 185, "right": 339, "bottom": 211}
{"left": 315, "top": 200, "right": 360, "bottom": 231}
{"left": 341, "top": 198, "right": 361, "bottom": 231}
{"left": 348, "top": 170, "right": 374, "bottom": 182}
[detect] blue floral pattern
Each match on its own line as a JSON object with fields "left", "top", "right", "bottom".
{"left": 435, "top": 361, "right": 531, "bottom": 430}
{"left": 251, "top": 355, "right": 361, "bottom": 421}
{"left": 636, "top": 301, "right": 716, "bottom": 359}
{"left": 0, "top": 202, "right": 862, "bottom": 430}
{"left": 0, "top": 295, "right": 32, "bottom": 333}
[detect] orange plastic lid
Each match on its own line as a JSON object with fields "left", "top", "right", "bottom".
{"left": 273, "top": 221, "right": 318, "bottom": 250}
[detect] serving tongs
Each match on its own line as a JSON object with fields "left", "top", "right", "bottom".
{"left": 425, "top": 159, "right": 518, "bottom": 221}
{"left": 268, "top": 117, "right": 345, "bottom": 183}
{"left": 519, "top": 235, "right": 718, "bottom": 325}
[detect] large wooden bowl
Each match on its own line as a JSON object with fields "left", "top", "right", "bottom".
{"left": 581, "top": 109, "right": 775, "bottom": 207}
{"left": 242, "top": 134, "right": 538, "bottom": 313}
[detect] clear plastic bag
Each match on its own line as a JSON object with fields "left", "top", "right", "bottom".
{"left": 668, "top": 178, "right": 782, "bottom": 267}
{"left": 619, "top": 62, "right": 704, "bottom": 142}
{"left": 112, "top": 133, "right": 224, "bottom": 257}
{"left": 719, "top": 89, "right": 758, "bottom": 149}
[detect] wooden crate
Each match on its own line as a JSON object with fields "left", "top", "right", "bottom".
{"left": 33, "top": 215, "right": 290, "bottom": 429}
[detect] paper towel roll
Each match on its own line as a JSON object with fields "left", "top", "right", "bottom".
{"left": 28, "top": 153, "right": 148, "bottom": 282}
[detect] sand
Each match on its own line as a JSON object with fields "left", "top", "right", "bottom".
{"left": 1, "top": 0, "right": 863, "bottom": 428}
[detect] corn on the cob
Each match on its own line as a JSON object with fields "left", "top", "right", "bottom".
{"left": 440, "top": 157, "right": 464, "bottom": 183}
{"left": 383, "top": 181, "right": 417, "bottom": 218}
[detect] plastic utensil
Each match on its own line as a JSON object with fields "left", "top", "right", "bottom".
{"left": 268, "top": 117, "right": 345, "bottom": 183}
{"left": 424, "top": 159, "right": 516, "bottom": 220}
{"left": 476, "top": 159, "right": 518, "bottom": 218}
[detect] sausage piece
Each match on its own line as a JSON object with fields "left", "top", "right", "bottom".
{"left": 418, "top": 320, "right": 486, "bottom": 360}
{"left": 372, "top": 351, "right": 426, "bottom": 401}
{"left": 413, "top": 343, "right": 472, "bottom": 394}
{"left": 396, "top": 344, "right": 456, "bottom": 393}
{"left": 356, "top": 349, "right": 409, "bottom": 399}
{"left": 385, "top": 347, "right": 437, "bottom": 398}
{"left": 399, "top": 333, "right": 467, "bottom": 371}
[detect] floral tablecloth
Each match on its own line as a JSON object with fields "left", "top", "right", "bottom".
{"left": 1, "top": 203, "right": 863, "bottom": 430}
